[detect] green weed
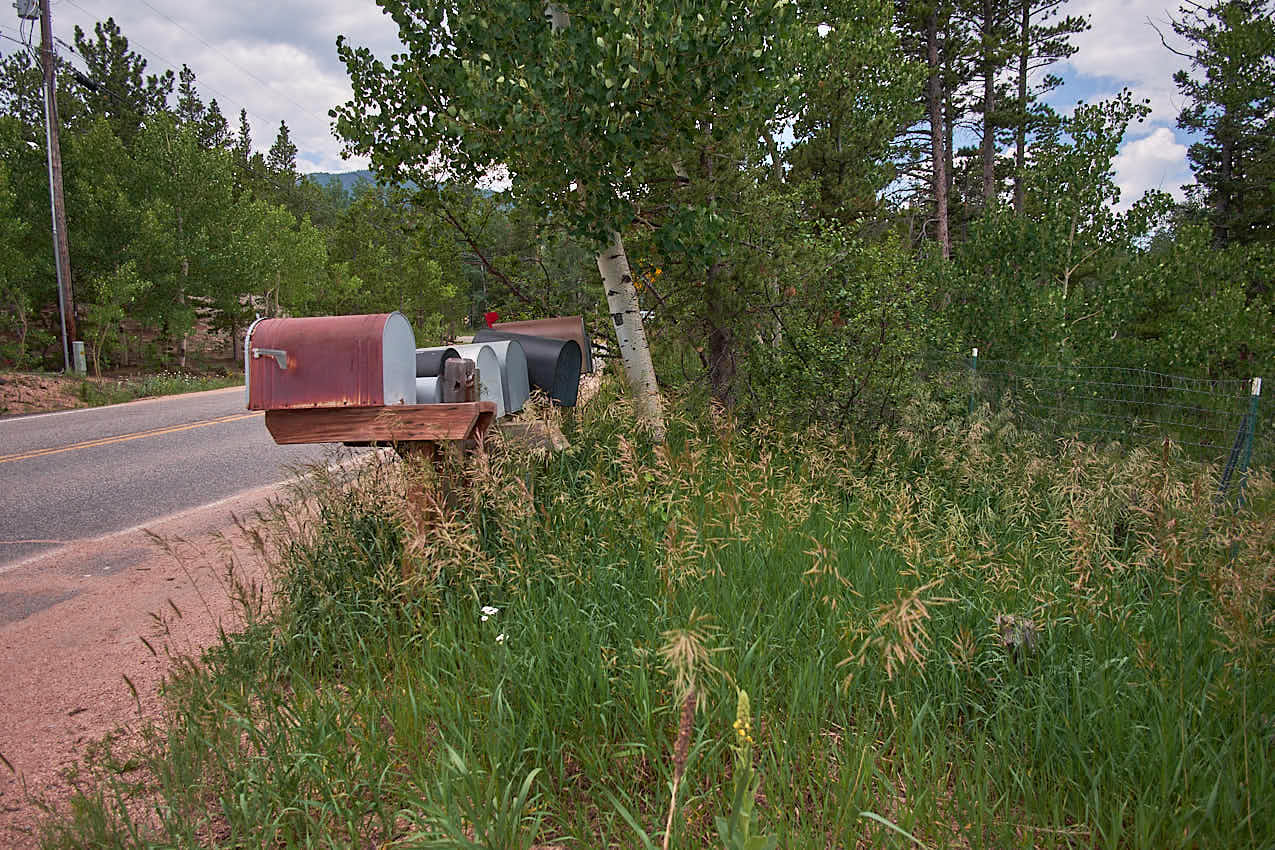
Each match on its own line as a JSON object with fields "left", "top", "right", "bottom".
{"left": 77, "top": 371, "right": 241, "bottom": 407}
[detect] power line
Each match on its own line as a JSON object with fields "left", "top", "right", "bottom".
{"left": 51, "top": 27, "right": 299, "bottom": 176}
{"left": 4, "top": 28, "right": 308, "bottom": 202}
{"left": 0, "top": 28, "right": 36, "bottom": 52}
{"left": 58, "top": 0, "right": 250, "bottom": 116}
{"left": 0, "top": 19, "right": 43, "bottom": 54}
{"left": 9, "top": 6, "right": 355, "bottom": 189}
{"left": 53, "top": 0, "right": 340, "bottom": 165}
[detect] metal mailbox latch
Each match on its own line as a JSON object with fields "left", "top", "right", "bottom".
{"left": 252, "top": 348, "right": 289, "bottom": 369}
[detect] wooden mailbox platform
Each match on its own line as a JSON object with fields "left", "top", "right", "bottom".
{"left": 264, "top": 401, "right": 497, "bottom": 448}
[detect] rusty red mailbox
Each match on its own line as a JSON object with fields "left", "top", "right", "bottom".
{"left": 245, "top": 312, "right": 496, "bottom": 451}
{"left": 245, "top": 312, "right": 417, "bottom": 410}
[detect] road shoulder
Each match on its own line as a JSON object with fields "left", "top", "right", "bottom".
{"left": 0, "top": 480, "right": 284, "bottom": 848}
{"left": 1, "top": 379, "right": 244, "bottom": 421}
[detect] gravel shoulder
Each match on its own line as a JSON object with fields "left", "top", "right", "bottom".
{"left": 0, "top": 482, "right": 284, "bottom": 848}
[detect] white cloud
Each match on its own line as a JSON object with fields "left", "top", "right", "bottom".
{"left": 1112, "top": 126, "right": 1192, "bottom": 209}
{"left": 1064, "top": 0, "right": 1191, "bottom": 127}
{"left": 213, "top": 41, "right": 358, "bottom": 172}
{"left": 1051, "top": 2, "right": 1200, "bottom": 210}
{"left": 15, "top": 0, "right": 1207, "bottom": 191}
{"left": 25, "top": 0, "right": 400, "bottom": 172}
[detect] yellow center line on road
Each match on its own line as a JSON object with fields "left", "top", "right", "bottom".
{"left": 0, "top": 412, "right": 263, "bottom": 465}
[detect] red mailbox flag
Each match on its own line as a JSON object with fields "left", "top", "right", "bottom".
{"left": 484, "top": 311, "right": 500, "bottom": 328}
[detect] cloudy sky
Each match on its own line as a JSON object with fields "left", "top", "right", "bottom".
{"left": 4, "top": 0, "right": 1199, "bottom": 204}
{"left": 1057, "top": 0, "right": 1198, "bottom": 207}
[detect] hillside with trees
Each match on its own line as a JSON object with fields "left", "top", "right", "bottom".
{"left": 0, "top": 21, "right": 476, "bottom": 375}
{"left": 1, "top": 1, "right": 1271, "bottom": 427}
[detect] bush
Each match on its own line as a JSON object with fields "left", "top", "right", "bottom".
{"left": 737, "top": 230, "right": 943, "bottom": 433}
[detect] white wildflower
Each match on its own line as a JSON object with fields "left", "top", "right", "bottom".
{"left": 495, "top": 633, "right": 506, "bottom": 644}
{"left": 481, "top": 605, "right": 499, "bottom": 622}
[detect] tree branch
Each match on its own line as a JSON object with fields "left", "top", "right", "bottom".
{"left": 1148, "top": 17, "right": 1193, "bottom": 60}
{"left": 432, "top": 195, "right": 548, "bottom": 310}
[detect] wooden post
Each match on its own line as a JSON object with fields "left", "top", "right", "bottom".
{"left": 441, "top": 358, "right": 477, "bottom": 403}
{"left": 39, "top": 0, "right": 76, "bottom": 370}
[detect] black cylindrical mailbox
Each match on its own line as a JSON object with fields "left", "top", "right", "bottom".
{"left": 473, "top": 330, "right": 581, "bottom": 406}
{"left": 415, "top": 346, "right": 460, "bottom": 378}
{"left": 491, "top": 316, "right": 593, "bottom": 373}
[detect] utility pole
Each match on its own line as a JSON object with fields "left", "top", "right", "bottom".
{"left": 36, "top": 0, "right": 76, "bottom": 371}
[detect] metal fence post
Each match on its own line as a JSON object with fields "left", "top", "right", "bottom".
{"left": 1235, "top": 377, "right": 1262, "bottom": 510}
{"left": 968, "top": 347, "right": 979, "bottom": 416}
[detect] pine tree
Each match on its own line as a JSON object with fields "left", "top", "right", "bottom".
{"left": 1170, "top": 0, "right": 1275, "bottom": 245}
{"left": 267, "top": 120, "right": 298, "bottom": 177}
{"left": 201, "top": 99, "right": 231, "bottom": 149}
{"left": 963, "top": 0, "right": 1017, "bottom": 206}
{"left": 897, "top": 0, "right": 979, "bottom": 256}
{"left": 72, "top": 18, "right": 174, "bottom": 143}
{"left": 1010, "top": 0, "right": 1087, "bottom": 214}
{"left": 786, "top": 0, "right": 921, "bottom": 224}
{"left": 0, "top": 48, "right": 49, "bottom": 129}
{"left": 234, "top": 108, "right": 253, "bottom": 163}
{"left": 927, "top": 6, "right": 952, "bottom": 257}
{"left": 175, "top": 64, "right": 205, "bottom": 126}
{"left": 232, "top": 109, "right": 269, "bottom": 199}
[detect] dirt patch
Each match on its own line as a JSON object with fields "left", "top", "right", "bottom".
{"left": 0, "top": 373, "right": 86, "bottom": 417}
{"left": 0, "top": 482, "right": 287, "bottom": 848}
{"left": 0, "top": 365, "right": 243, "bottom": 418}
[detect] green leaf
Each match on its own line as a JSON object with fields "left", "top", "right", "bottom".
{"left": 602, "top": 789, "right": 657, "bottom": 850}
{"left": 859, "top": 811, "right": 925, "bottom": 847}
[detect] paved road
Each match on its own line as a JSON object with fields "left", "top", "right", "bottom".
{"left": 0, "top": 387, "right": 339, "bottom": 568}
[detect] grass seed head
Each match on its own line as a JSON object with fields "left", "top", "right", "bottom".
{"left": 660, "top": 611, "right": 719, "bottom": 708}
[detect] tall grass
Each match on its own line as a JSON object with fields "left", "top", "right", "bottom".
{"left": 43, "top": 382, "right": 1274, "bottom": 849}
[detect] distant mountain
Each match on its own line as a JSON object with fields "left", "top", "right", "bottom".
{"left": 305, "top": 169, "right": 377, "bottom": 193}
{"left": 304, "top": 169, "right": 495, "bottom": 200}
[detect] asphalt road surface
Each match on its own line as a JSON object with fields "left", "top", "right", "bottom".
{"left": 0, "top": 386, "right": 339, "bottom": 568}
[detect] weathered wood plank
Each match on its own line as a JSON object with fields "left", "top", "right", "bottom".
{"left": 441, "top": 358, "right": 478, "bottom": 403}
{"left": 474, "top": 408, "right": 495, "bottom": 437}
{"left": 264, "top": 402, "right": 497, "bottom": 445}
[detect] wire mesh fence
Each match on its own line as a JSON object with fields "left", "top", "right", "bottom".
{"left": 920, "top": 351, "right": 1267, "bottom": 500}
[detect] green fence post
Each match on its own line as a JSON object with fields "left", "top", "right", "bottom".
{"left": 1235, "top": 377, "right": 1262, "bottom": 510}
{"left": 968, "top": 347, "right": 979, "bottom": 416}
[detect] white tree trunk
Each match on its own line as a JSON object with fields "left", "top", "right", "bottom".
{"left": 545, "top": 5, "right": 664, "bottom": 439}
{"left": 597, "top": 230, "right": 665, "bottom": 440}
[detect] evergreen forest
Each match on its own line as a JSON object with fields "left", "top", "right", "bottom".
{"left": 0, "top": 0, "right": 1271, "bottom": 429}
